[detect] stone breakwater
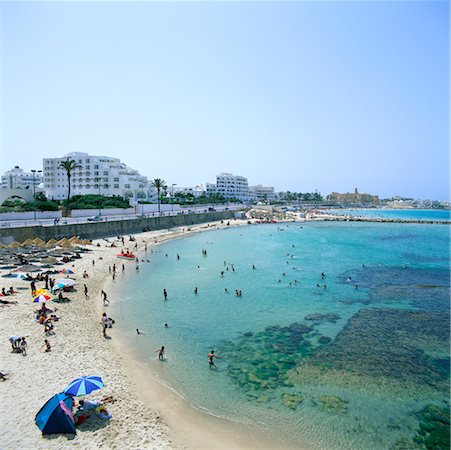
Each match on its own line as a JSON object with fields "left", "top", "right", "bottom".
{"left": 309, "top": 214, "right": 451, "bottom": 225}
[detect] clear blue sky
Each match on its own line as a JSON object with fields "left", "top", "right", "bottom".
{"left": 1, "top": 1, "right": 449, "bottom": 199}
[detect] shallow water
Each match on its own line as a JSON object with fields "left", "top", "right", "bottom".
{"left": 112, "top": 222, "right": 450, "bottom": 449}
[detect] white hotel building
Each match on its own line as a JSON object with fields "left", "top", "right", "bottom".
{"left": 206, "top": 173, "right": 250, "bottom": 202}
{"left": 1, "top": 166, "right": 43, "bottom": 190}
{"left": 42, "top": 152, "right": 156, "bottom": 203}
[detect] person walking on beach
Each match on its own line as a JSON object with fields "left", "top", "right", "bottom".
{"left": 101, "top": 291, "right": 109, "bottom": 306}
{"left": 84, "top": 284, "right": 89, "bottom": 299}
{"left": 163, "top": 289, "right": 167, "bottom": 300}
{"left": 157, "top": 346, "right": 165, "bottom": 360}
{"left": 42, "top": 339, "right": 51, "bottom": 352}
{"left": 20, "top": 337, "right": 28, "bottom": 356}
{"left": 208, "top": 350, "right": 220, "bottom": 368}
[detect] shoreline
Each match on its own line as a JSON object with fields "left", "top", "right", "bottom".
{"left": 0, "top": 218, "right": 303, "bottom": 449}
{"left": 105, "top": 220, "right": 300, "bottom": 450}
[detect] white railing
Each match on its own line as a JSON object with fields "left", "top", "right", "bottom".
{"left": 0, "top": 204, "right": 243, "bottom": 229}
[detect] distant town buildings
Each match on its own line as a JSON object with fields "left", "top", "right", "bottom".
{"left": 326, "top": 188, "right": 380, "bottom": 206}
{"left": 206, "top": 173, "right": 250, "bottom": 202}
{"left": 42, "top": 152, "right": 156, "bottom": 203}
{"left": 249, "top": 184, "right": 276, "bottom": 202}
{"left": 1, "top": 166, "right": 42, "bottom": 190}
{"left": 173, "top": 185, "right": 204, "bottom": 198}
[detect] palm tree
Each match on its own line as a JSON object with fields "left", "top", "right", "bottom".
{"left": 151, "top": 178, "right": 167, "bottom": 214}
{"left": 59, "top": 158, "right": 81, "bottom": 215}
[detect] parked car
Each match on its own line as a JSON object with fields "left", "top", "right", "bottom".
{"left": 87, "top": 215, "right": 103, "bottom": 222}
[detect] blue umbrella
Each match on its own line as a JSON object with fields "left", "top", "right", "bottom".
{"left": 63, "top": 375, "right": 104, "bottom": 397}
{"left": 51, "top": 283, "right": 65, "bottom": 293}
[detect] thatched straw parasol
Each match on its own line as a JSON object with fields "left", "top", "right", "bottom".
{"left": 70, "top": 237, "right": 84, "bottom": 245}
{"left": 47, "top": 238, "right": 58, "bottom": 245}
{"left": 21, "top": 238, "right": 35, "bottom": 247}
{"left": 32, "top": 237, "right": 46, "bottom": 246}
{"left": 8, "top": 241, "right": 22, "bottom": 248}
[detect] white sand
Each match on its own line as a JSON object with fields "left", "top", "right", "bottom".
{"left": 0, "top": 218, "right": 303, "bottom": 449}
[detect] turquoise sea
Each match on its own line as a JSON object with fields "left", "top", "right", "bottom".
{"left": 113, "top": 221, "right": 450, "bottom": 450}
{"left": 327, "top": 208, "right": 451, "bottom": 222}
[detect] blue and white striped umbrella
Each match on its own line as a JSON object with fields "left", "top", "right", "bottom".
{"left": 63, "top": 376, "right": 104, "bottom": 397}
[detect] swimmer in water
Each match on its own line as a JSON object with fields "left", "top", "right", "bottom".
{"left": 208, "top": 350, "right": 220, "bottom": 368}
{"left": 157, "top": 346, "right": 165, "bottom": 360}
{"left": 136, "top": 329, "right": 144, "bottom": 335}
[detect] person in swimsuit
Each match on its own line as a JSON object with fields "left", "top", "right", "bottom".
{"left": 157, "top": 346, "right": 165, "bottom": 360}
{"left": 208, "top": 350, "right": 220, "bottom": 368}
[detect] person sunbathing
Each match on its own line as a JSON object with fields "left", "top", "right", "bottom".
{"left": 0, "top": 298, "right": 18, "bottom": 305}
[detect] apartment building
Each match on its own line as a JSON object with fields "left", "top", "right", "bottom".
{"left": 42, "top": 152, "right": 156, "bottom": 202}
{"left": 206, "top": 173, "right": 249, "bottom": 202}
{"left": 1, "top": 166, "right": 43, "bottom": 190}
{"left": 249, "top": 184, "right": 276, "bottom": 201}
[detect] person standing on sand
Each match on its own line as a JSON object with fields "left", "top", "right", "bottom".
{"left": 157, "top": 346, "right": 165, "bottom": 360}
{"left": 163, "top": 289, "right": 167, "bottom": 300}
{"left": 101, "top": 291, "right": 109, "bottom": 306}
{"left": 20, "top": 337, "right": 28, "bottom": 356}
{"left": 208, "top": 350, "right": 220, "bottom": 368}
{"left": 84, "top": 284, "right": 89, "bottom": 299}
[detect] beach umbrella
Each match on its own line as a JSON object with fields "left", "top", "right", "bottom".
{"left": 32, "top": 237, "right": 46, "bottom": 246}
{"left": 33, "top": 293, "right": 51, "bottom": 303}
{"left": 15, "top": 273, "right": 28, "bottom": 279}
{"left": 34, "top": 288, "right": 49, "bottom": 296}
{"left": 63, "top": 375, "right": 104, "bottom": 397}
{"left": 56, "top": 278, "right": 76, "bottom": 286}
{"left": 60, "top": 269, "right": 74, "bottom": 274}
{"left": 51, "top": 283, "right": 65, "bottom": 293}
{"left": 14, "top": 264, "right": 41, "bottom": 273}
{"left": 21, "top": 238, "right": 35, "bottom": 247}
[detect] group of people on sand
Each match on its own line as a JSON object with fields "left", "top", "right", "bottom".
{"left": 9, "top": 335, "right": 28, "bottom": 355}
{"left": 0, "top": 286, "right": 18, "bottom": 305}
{"left": 101, "top": 312, "right": 115, "bottom": 337}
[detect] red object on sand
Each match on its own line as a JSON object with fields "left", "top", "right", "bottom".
{"left": 116, "top": 253, "right": 136, "bottom": 260}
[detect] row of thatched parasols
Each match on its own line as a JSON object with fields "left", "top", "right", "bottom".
{"left": 1, "top": 236, "right": 92, "bottom": 249}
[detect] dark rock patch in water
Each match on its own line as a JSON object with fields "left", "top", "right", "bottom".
{"left": 339, "top": 266, "right": 450, "bottom": 311}
{"left": 305, "top": 312, "right": 341, "bottom": 323}
{"left": 220, "top": 322, "right": 314, "bottom": 393}
{"left": 281, "top": 392, "right": 304, "bottom": 410}
{"left": 296, "top": 308, "right": 450, "bottom": 391}
{"left": 312, "top": 395, "right": 348, "bottom": 414}
{"left": 393, "top": 404, "right": 450, "bottom": 450}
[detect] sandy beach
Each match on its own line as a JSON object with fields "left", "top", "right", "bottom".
{"left": 0, "top": 217, "right": 299, "bottom": 449}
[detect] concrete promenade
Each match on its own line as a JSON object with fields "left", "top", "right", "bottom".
{"left": 0, "top": 210, "right": 236, "bottom": 245}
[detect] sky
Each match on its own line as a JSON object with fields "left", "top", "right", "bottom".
{"left": 1, "top": 1, "right": 449, "bottom": 200}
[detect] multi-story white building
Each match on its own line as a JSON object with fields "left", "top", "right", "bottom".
{"left": 249, "top": 184, "right": 276, "bottom": 202}
{"left": 1, "top": 166, "right": 43, "bottom": 190}
{"left": 42, "top": 152, "right": 156, "bottom": 203}
{"left": 206, "top": 173, "right": 250, "bottom": 202}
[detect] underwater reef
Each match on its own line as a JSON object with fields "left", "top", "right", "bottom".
{"left": 339, "top": 266, "right": 450, "bottom": 311}
{"left": 292, "top": 308, "right": 450, "bottom": 392}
